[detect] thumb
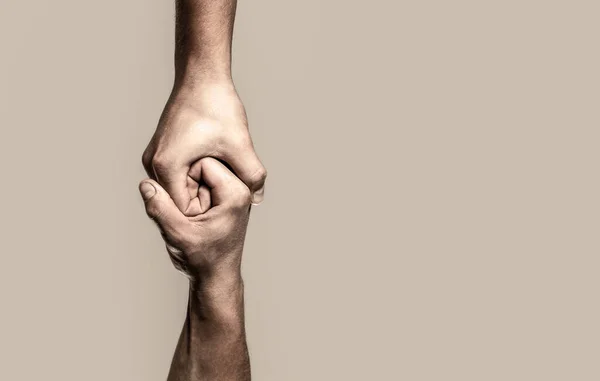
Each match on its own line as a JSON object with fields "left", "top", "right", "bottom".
{"left": 153, "top": 166, "right": 192, "bottom": 214}
{"left": 139, "top": 179, "right": 190, "bottom": 240}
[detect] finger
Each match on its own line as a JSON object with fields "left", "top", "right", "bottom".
{"left": 196, "top": 157, "right": 252, "bottom": 208}
{"left": 184, "top": 173, "right": 212, "bottom": 216}
{"left": 139, "top": 179, "right": 190, "bottom": 243}
{"left": 152, "top": 159, "right": 192, "bottom": 214}
{"left": 185, "top": 161, "right": 213, "bottom": 216}
{"left": 198, "top": 185, "right": 212, "bottom": 213}
{"left": 223, "top": 146, "right": 267, "bottom": 205}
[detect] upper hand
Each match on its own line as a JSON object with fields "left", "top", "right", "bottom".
{"left": 142, "top": 82, "right": 267, "bottom": 214}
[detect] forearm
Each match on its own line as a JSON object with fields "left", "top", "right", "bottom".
{"left": 168, "top": 273, "right": 250, "bottom": 381}
{"left": 175, "top": 0, "right": 238, "bottom": 85}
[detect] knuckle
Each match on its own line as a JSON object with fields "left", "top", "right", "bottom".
{"left": 151, "top": 154, "right": 173, "bottom": 175}
{"left": 142, "top": 149, "right": 153, "bottom": 167}
{"left": 146, "top": 203, "right": 163, "bottom": 221}
{"left": 251, "top": 165, "right": 268, "bottom": 185}
{"left": 141, "top": 152, "right": 149, "bottom": 165}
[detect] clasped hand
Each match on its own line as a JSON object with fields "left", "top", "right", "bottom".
{"left": 140, "top": 82, "right": 264, "bottom": 282}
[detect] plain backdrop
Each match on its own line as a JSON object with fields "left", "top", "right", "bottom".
{"left": 1, "top": 1, "right": 599, "bottom": 380}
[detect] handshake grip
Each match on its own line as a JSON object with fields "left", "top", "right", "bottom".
{"left": 139, "top": 157, "right": 252, "bottom": 280}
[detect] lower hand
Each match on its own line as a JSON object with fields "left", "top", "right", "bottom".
{"left": 139, "top": 157, "right": 252, "bottom": 283}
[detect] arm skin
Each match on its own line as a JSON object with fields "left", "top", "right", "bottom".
{"left": 174, "top": 0, "right": 237, "bottom": 83}
{"left": 143, "top": 0, "right": 267, "bottom": 216}
{"left": 139, "top": 157, "right": 254, "bottom": 381}
{"left": 168, "top": 274, "right": 250, "bottom": 381}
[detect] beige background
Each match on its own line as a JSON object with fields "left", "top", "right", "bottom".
{"left": 1, "top": 1, "right": 599, "bottom": 380}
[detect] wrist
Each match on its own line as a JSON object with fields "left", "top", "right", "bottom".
{"left": 170, "top": 77, "right": 238, "bottom": 104}
{"left": 190, "top": 268, "right": 243, "bottom": 297}
{"left": 189, "top": 271, "right": 244, "bottom": 329}
{"left": 175, "top": 55, "right": 233, "bottom": 90}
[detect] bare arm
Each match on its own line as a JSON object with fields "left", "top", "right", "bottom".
{"left": 139, "top": 157, "right": 254, "bottom": 380}
{"left": 174, "top": 0, "right": 237, "bottom": 84}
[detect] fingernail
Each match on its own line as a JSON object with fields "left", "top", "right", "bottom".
{"left": 251, "top": 186, "right": 265, "bottom": 205}
{"left": 139, "top": 182, "right": 156, "bottom": 200}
